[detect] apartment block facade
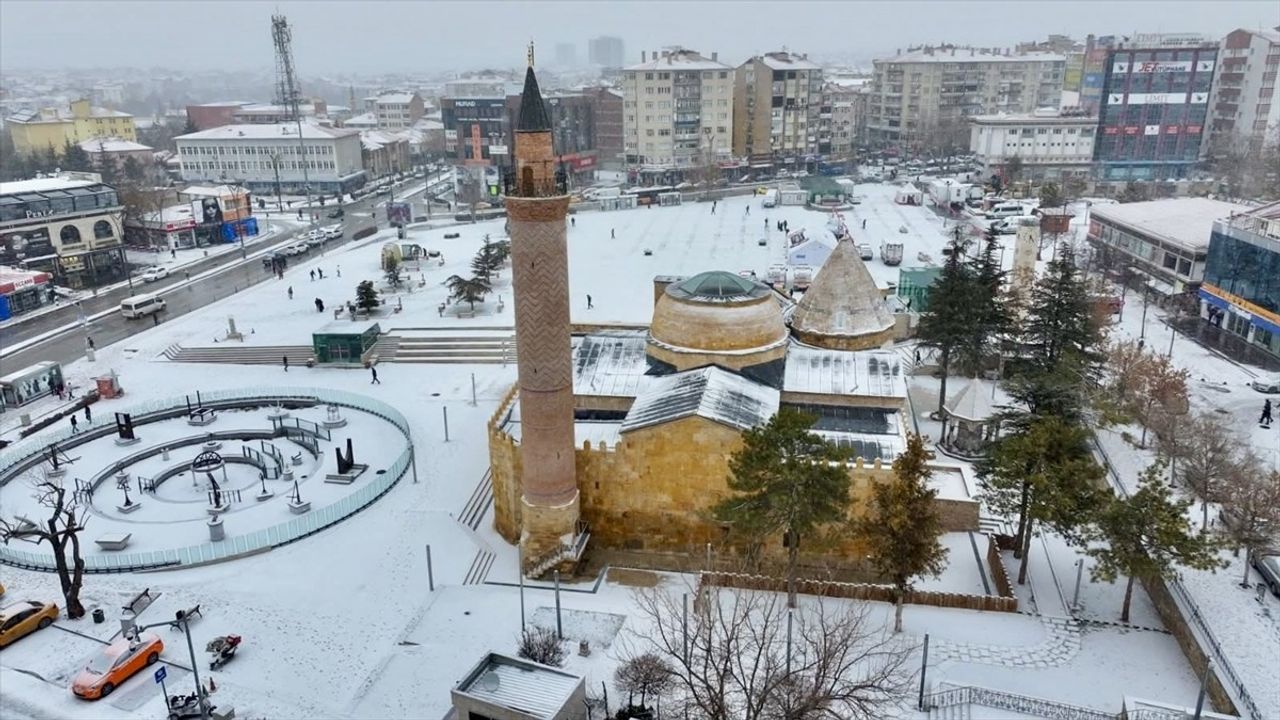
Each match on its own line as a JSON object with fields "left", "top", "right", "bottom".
{"left": 1207, "top": 27, "right": 1280, "bottom": 154}
{"left": 175, "top": 123, "right": 366, "bottom": 196}
{"left": 866, "top": 46, "right": 1065, "bottom": 152}
{"left": 968, "top": 110, "right": 1097, "bottom": 181}
{"left": 6, "top": 99, "right": 137, "bottom": 157}
{"left": 622, "top": 48, "right": 734, "bottom": 184}
{"left": 732, "top": 52, "right": 824, "bottom": 169}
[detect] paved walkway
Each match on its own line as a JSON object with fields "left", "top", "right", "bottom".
{"left": 933, "top": 616, "right": 1082, "bottom": 668}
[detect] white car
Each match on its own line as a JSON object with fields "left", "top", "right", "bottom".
{"left": 286, "top": 243, "right": 309, "bottom": 256}
{"left": 1251, "top": 375, "right": 1280, "bottom": 394}
{"left": 322, "top": 225, "right": 343, "bottom": 240}
{"left": 139, "top": 266, "right": 169, "bottom": 282}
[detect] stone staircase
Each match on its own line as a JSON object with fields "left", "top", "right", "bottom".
{"left": 369, "top": 335, "right": 401, "bottom": 361}
{"left": 163, "top": 344, "right": 315, "bottom": 365}
{"left": 458, "top": 469, "right": 495, "bottom": 532}
{"left": 384, "top": 330, "right": 516, "bottom": 364}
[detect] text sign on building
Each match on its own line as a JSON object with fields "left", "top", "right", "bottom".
{"left": 489, "top": 144, "right": 509, "bottom": 155}
{"left": 1110, "top": 92, "right": 1208, "bottom": 106}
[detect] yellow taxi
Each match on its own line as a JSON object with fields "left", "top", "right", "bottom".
{"left": 0, "top": 599, "right": 59, "bottom": 647}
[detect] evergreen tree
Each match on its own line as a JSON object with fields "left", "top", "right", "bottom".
{"left": 1023, "top": 242, "right": 1101, "bottom": 373}
{"left": 444, "top": 274, "right": 490, "bottom": 311}
{"left": 1087, "top": 461, "right": 1224, "bottom": 622}
{"left": 915, "top": 230, "right": 976, "bottom": 418}
{"left": 1037, "top": 182, "right": 1063, "bottom": 212}
{"left": 956, "top": 226, "right": 1011, "bottom": 376}
{"left": 713, "top": 407, "right": 850, "bottom": 608}
{"left": 62, "top": 139, "right": 92, "bottom": 173}
{"left": 1117, "top": 181, "right": 1149, "bottom": 204}
{"left": 853, "top": 433, "right": 948, "bottom": 632}
{"left": 355, "top": 280, "right": 380, "bottom": 311}
{"left": 122, "top": 155, "right": 144, "bottom": 183}
{"left": 383, "top": 255, "right": 402, "bottom": 289}
{"left": 978, "top": 416, "right": 1105, "bottom": 584}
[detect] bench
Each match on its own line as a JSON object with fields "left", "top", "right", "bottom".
{"left": 187, "top": 408, "right": 216, "bottom": 426}
{"left": 171, "top": 604, "right": 203, "bottom": 629}
{"left": 97, "top": 533, "right": 133, "bottom": 551}
{"left": 121, "top": 587, "right": 152, "bottom": 615}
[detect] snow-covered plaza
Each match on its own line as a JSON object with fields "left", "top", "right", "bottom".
{"left": 0, "top": 187, "right": 1271, "bottom": 719}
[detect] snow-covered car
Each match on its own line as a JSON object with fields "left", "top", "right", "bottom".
{"left": 72, "top": 632, "right": 164, "bottom": 699}
{"left": 1250, "top": 375, "right": 1280, "bottom": 394}
{"left": 1254, "top": 554, "right": 1280, "bottom": 597}
{"left": 139, "top": 266, "right": 169, "bottom": 283}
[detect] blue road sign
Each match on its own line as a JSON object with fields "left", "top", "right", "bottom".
{"left": 154, "top": 666, "right": 167, "bottom": 683}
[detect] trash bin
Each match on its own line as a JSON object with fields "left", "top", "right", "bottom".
{"left": 92, "top": 608, "right": 105, "bottom": 624}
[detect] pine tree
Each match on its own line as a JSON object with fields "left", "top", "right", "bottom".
{"left": 713, "top": 407, "right": 850, "bottom": 608}
{"left": 1117, "top": 182, "right": 1149, "bottom": 204}
{"left": 1023, "top": 242, "right": 1101, "bottom": 373}
{"left": 355, "top": 280, "right": 379, "bottom": 311}
{"left": 854, "top": 433, "right": 948, "bottom": 632}
{"left": 122, "top": 155, "right": 144, "bottom": 183}
{"left": 978, "top": 416, "right": 1105, "bottom": 583}
{"left": 62, "top": 139, "right": 92, "bottom": 172}
{"left": 383, "top": 255, "right": 402, "bottom": 289}
{"left": 956, "top": 226, "right": 1010, "bottom": 376}
{"left": 445, "top": 274, "right": 490, "bottom": 311}
{"left": 1038, "top": 182, "right": 1063, "bottom": 212}
{"left": 1087, "top": 461, "right": 1224, "bottom": 622}
{"left": 915, "top": 230, "right": 976, "bottom": 418}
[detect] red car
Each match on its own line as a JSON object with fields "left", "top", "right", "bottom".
{"left": 72, "top": 632, "right": 164, "bottom": 699}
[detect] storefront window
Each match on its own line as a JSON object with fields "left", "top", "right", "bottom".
{"left": 59, "top": 225, "right": 82, "bottom": 244}
{"left": 93, "top": 220, "right": 114, "bottom": 239}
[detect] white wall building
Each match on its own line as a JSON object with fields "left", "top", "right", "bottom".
{"left": 622, "top": 47, "right": 735, "bottom": 182}
{"left": 968, "top": 109, "right": 1098, "bottom": 181}
{"left": 1208, "top": 27, "right": 1280, "bottom": 154}
{"left": 175, "top": 123, "right": 366, "bottom": 197}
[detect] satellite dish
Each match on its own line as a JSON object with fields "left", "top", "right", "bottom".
{"left": 478, "top": 671, "right": 501, "bottom": 692}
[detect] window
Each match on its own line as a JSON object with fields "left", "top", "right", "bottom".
{"left": 645, "top": 72, "right": 654, "bottom": 80}
{"left": 93, "top": 220, "right": 113, "bottom": 239}
{"left": 60, "top": 225, "right": 82, "bottom": 244}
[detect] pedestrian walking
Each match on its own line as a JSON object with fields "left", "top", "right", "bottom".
{"left": 764, "top": 218, "right": 769, "bottom": 229}
{"left": 862, "top": 219, "right": 867, "bottom": 229}
{"left": 570, "top": 217, "right": 576, "bottom": 227}
{"left": 315, "top": 298, "right": 324, "bottom": 312}
{"left": 318, "top": 269, "right": 325, "bottom": 279}
{"left": 86, "top": 336, "right": 95, "bottom": 350}
{"left": 171, "top": 248, "right": 177, "bottom": 259}
{"left": 310, "top": 269, "right": 316, "bottom": 281}
{"left": 84, "top": 405, "right": 92, "bottom": 423}
{"left": 336, "top": 266, "right": 341, "bottom": 277}
{"left": 152, "top": 313, "right": 160, "bottom": 326}
{"left": 288, "top": 286, "right": 294, "bottom": 300}
{"left": 185, "top": 271, "right": 190, "bottom": 281}
{"left": 611, "top": 228, "right": 615, "bottom": 239}
{"left": 745, "top": 206, "right": 750, "bottom": 215}
{"left": 712, "top": 201, "right": 717, "bottom": 214}
{"left": 587, "top": 294, "right": 594, "bottom": 309}
{"left": 370, "top": 366, "right": 381, "bottom": 384}
{"left": 70, "top": 416, "right": 78, "bottom": 433}
{"left": 1263, "top": 399, "right": 1274, "bottom": 426}
{"left": 283, "top": 355, "right": 289, "bottom": 372}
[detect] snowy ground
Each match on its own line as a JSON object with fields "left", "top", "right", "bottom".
{"left": 0, "top": 189, "right": 1213, "bottom": 718}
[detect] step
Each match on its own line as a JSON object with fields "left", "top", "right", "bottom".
{"left": 388, "top": 356, "right": 509, "bottom": 365}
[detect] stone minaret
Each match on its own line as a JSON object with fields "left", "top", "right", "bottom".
{"left": 506, "top": 49, "right": 579, "bottom": 574}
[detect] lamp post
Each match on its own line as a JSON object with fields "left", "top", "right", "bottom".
{"left": 123, "top": 611, "right": 211, "bottom": 720}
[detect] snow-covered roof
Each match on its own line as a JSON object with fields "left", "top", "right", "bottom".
{"left": 572, "top": 331, "right": 649, "bottom": 398}
{"left": 879, "top": 49, "right": 1065, "bottom": 64}
{"left": 1089, "top": 198, "right": 1252, "bottom": 252}
{"left": 789, "top": 239, "right": 896, "bottom": 340}
{"left": 0, "top": 176, "right": 98, "bottom": 195}
{"left": 455, "top": 653, "right": 583, "bottom": 719}
{"left": 180, "top": 184, "right": 246, "bottom": 198}
{"left": 969, "top": 112, "right": 1097, "bottom": 125}
{"left": 344, "top": 112, "right": 379, "bottom": 127}
{"left": 374, "top": 93, "right": 417, "bottom": 105}
{"left": 622, "top": 366, "right": 779, "bottom": 434}
{"left": 783, "top": 345, "right": 906, "bottom": 399}
{"left": 759, "top": 52, "right": 823, "bottom": 71}
{"left": 175, "top": 123, "right": 359, "bottom": 141}
{"left": 943, "top": 377, "right": 1009, "bottom": 422}
{"left": 79, "top": 137, "right": 152, "bottom": 153}
{"left": 6, "top": 104, "right": 131, "bottom": 123}
{"left": 625, "top": 49, "right": 731, "bottom": 72}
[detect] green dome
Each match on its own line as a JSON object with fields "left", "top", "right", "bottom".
{"left": 668, "top": 271, "right": 768, "bottom": 301}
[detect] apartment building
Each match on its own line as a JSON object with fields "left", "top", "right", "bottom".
{"left": 1207, "top": 27, "right": 1280, "bottom": 154}
{"left": 968, "top": 109, "right": 1097, "bottom": 181}
{"left": 622, "top": 48, "right": 734, "bottom": 184}
{"left": 175, "top": 123, "right": 366, "bottom": 197}
{"left": 581, "top": 87, "right": 624, "bottom": 168}
{"left": 866, "top": 46, "right": 1065, "bottom": 152}
{"left": 732, "top": 51, "right": 824, "bottom": 170}
{"left": 6, "top": 99, "right": 137, "bottom": 157}
{"left": 821, "top": 78, "right": 869, "bottom": 162}
{"left": 1093, "top": 34, "right": 1218, "bottom": 181}
{"left": 366, "top": 93, "right": 425, "bottom": 130}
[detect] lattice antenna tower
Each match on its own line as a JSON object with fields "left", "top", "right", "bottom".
{"left": 271, "top": 14, "right": 301, "bottom": 121}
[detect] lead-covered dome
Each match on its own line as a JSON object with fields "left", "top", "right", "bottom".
{"left": 648, "top": 271, "right": 788, "bottom": 373}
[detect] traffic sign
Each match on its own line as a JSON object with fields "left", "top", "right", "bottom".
{"left": 154, "top": 666, "right": 167, "bottom": 683}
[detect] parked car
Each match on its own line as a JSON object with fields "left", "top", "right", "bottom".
{"left": 261, "top": 252, "right": 286, "bottom": 269}
{"left": 1254, "top": 554, "right": 1280, "bottom": 598}
{"left": 323, "top": 225, "right": 344, "bottom": 240}
{"left": 327, "top": 208, "right": 344, "bottom": 219}
{"left": 1250, "top": 375, "right": 1280, "bottom": 394}
{"left": 286, "top": 243, "right": 309, "bottom": 256}
{"left": 857, "top": 243, "right": 874, "bottom": 261}
{"left": 119, "top": 294, "right": 166, "bottom": 320}
{"left": 139, "top": 266, "right": 169, "bottom": 283}
{"left": 72, "top": 632, "right": 164, "bottom": 699}
{"left": 0, "top": 599, "right": 58, "bottom": 647}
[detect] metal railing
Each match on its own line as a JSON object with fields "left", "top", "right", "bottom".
{"left": 926, "top": 684, "right": 1116, "bottom": 720}
{"left": 0, "top": 387, "right": 413, "bottom": 574}
{"left": 1091, "top": 435, "right": 1262, "bottom": 720}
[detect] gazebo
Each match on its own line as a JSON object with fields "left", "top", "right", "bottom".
{"left": 941, "top": 377, "right": 1007, "bottom": 457}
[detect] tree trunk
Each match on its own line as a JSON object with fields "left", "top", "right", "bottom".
{"left": 893, "top": 585, "right": 905, "bottom": 633}
{"left": 786, "top": 533, "right": 799, "bottom": 609}
{"left": 1121, "top": 575, "right": 1135, "bottom": 623}
{"left": 1242, "top": 548, "right": 1253, "bottom": 587}
{"left": 1202, "top": 498, "right": 1209, "bottom": 530}
{"left": 1017, "top": 518, "right": 1034, "bottom": 585}
{"left": 1012, "top": 480, "right": 1031, "bottom": 560}
{"left": 935, "top": 347, "right": 951, "bottom": 419}
{"left": 66, "top": 526, "right": 86, "bottom": 619}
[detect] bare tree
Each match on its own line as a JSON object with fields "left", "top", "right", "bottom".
{"left": 1218, "top": 452, "right": 1280, "bottom": 587}
{"left": 626, "top": 583, "right": 912, "bottom": 720}
{"left": 0, "top": 480, "right": 88, "bottom": 618}
{"left": 615, "top": 652, "right": 676, "bottom": 715}
{"left": 516, "top": 625, "right": 566, "bottom": 667}
{"left": 1175, "top": 412, "right": 1239, "bottom": 528}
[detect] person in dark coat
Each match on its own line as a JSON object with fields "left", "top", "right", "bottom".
{"left": 370, "top": 366, "right": 381, "bottom": 384}
{"left": 283, "top": 355, "right": 289, "bottom": 372}
{"left": 315, "top": 298, "right": 325, "bottom": 312}
{"left": 84, "top": 405, "right": 92, "bottom": 423}
{"left": 1263, "top": 399, "right": 1274, "bottom": 426}
{"left": 70, "top": 416, "right": 79, "bottom": 433}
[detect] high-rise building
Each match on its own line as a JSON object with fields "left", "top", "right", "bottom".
{"left": 866, "top": 45, "right": 1065, "bottom": 152}
{"left": 732, "top": 51, "right": 824, "bottom": 171}
{"left": 555, "top": 42, "right": 576, "bottom": 67}
{"left": 1079, "top": 35, "right": 1119, "bottom": 112}
{"left": 581, "top": 86, "right": 624, "bottom": 168}
{"left": 588, "top": 36, "right": 625, "bottom": 68}
{"left": 622, "top": 47, "right": 734, "bottom": 184}
{"left": 1093, "top": 33, "right": 1218, "bottom": 181}
{"left": 503, "top": 58, "right": 584, "bottom": 575}
{"left": 820, "top": 78, "right": 869, "bottom": 163}
{"left": 1207, "top": 27, "right": 1280, "bottom": 155}
{"left": 1200, "top": 200, "right": 1280, "bottom": 362}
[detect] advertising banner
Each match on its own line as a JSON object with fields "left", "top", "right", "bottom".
{"left": 386, "top": 201, "right": 412, "bottom": 226}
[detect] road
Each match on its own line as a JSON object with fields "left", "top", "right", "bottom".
{"left": 2, "top": 170, "right": 453, "bottom": 371}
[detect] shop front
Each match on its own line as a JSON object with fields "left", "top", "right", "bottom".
{"left": 0, "top": 267, "right": 52, "bottom": 320}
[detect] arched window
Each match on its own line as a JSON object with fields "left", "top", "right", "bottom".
{"left": 60, "top": 225, "right": 81, "bottom": 244}
{"left": 93, "top": 220, "right": 114, "bottom": 240}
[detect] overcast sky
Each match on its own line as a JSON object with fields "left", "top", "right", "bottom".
{"left": 2, "top": 0, "right": 1277, "bottom": 75}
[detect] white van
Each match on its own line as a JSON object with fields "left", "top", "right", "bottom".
{"left": 120, "top": 294, "right": 166, "bottom": 319}
{"left": 986, "top": 202, "right": 1025, "bottom": 220}
{"left": 762, "top": 189, "right": 779, "bottom": 208}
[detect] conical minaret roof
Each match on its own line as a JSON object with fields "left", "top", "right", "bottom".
{"left": 517, "top": 66, "right": 551, "bottom": 132}
{"left": 790, "top": 238, "right": 895, "bottom": 348}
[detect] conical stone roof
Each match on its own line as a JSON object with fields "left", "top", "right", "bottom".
{"left": 790, "top": 238, "right": 896, "bottom": 350}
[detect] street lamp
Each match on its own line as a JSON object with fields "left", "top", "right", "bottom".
{"left": 122, "top": 610, "right": 212, "bottom": 720}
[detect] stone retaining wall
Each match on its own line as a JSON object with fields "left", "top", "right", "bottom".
{"left": 699, "top": 570, "right": 1019, "bottom": 613}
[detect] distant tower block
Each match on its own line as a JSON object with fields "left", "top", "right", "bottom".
{"left": 504, "top": 48, "right": 580, "bottom": 575}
